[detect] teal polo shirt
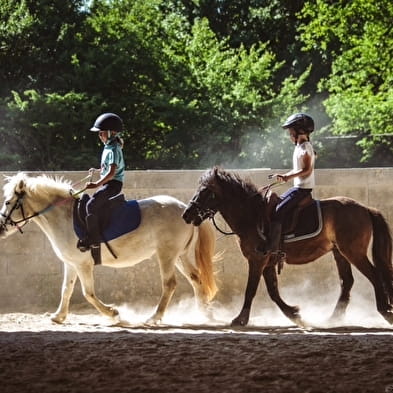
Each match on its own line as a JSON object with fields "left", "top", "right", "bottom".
{"left": 100, "top": 140, "right": 125, "bottom": 183}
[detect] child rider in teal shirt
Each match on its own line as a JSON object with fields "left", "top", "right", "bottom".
{"left": 81, "top": 112, "right": 125, "bottom": 263}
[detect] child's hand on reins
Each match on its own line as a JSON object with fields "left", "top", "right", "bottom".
{"left": 85, "top": 182, "right": 99, "bottom": 189}
{"left": 276, "top": 174, "right": 288, "bottom": 182}
{"left": 268, "top": 174, "right": 287, "bottom": 183}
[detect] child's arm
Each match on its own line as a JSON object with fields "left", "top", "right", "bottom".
{"left": 281, "top": 153, "right": 312, "bottom": 182}
{"left": 85, "top": 164, "right": 117, "bottom": 189}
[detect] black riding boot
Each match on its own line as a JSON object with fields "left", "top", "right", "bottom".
{"left": 256, "top": 221, "right": 283, "bottom": 255}
{"left": 266, "top": 221, "right": 286, "bottom": 273}
{"left": 86, "top": 214, "right": 102, "bottom": 265}
{"left": 267, "top": 221, "right": 282, "bottom": 254}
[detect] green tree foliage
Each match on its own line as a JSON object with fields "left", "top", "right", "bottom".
{"left": 0, "top": 0, "right": 88, "bottom": 94}
{"left": 149, "top": 17, "right": 308, "bottom": 168}
{"left": 0, "top": 0, "right": 99, "bottom": 169}
{"left": 300, "top": 0, "right": 393, "bottom": 165}
{"left": 177, "top": 0, "right": 323, "bottom": 90}
{"left": 2, "top": 0, "right": 391, "bottom": 170}
{"left": 1, "top": 90, "right": 100, "bottom": 170}
{"left": 0, "top": 0, "right": 306, "bottom": 170}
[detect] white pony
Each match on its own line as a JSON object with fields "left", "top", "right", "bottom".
{"left": 0, "top": 173, "right": 217, "bottom": 324}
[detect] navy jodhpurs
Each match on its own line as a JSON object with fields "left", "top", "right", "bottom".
{"left": 274, "top": 187, "right": 312, "bottom": 222}
{"left": 86, "top": 180, "right": 123, "bottom": 215}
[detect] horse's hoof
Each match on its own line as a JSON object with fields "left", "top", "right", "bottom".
{"left": 51, "top": 314, "right": 66, "bottom": 324}
{"left": 381, "top": 309, "right": 393, "bottom": 325}
{"left": 109, "top": 307, "right": 120, "bottom": 321}
{"left": 145, "top": 320, "right": 161, "bottom": 327}
{"left": 293, "top": 316, "right": 308, "bottom": 329}
{"left": 231, "top": 309, "right": 250, "bottom": 327}
{"left": 284, "top": 306, "right": 308, "bottom": 328}
{"left": 290, "top": 312, "right": 306, "bottom": 327}
{"left": 327, "top": 313, "right": 345, "bottom": 326}
{"left": 145, "top": 314, "right": 162, "bottom": 325}
{"left": 231, "top": 316, "right": 248, "bottom": 327}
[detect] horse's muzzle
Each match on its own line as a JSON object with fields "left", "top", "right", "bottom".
{"left": 182, "top": 208, "right": 202, "bottom": 226}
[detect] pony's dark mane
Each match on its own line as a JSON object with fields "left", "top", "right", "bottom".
{"left": 201, "top": 167, "right": 260, "bottom": 200}
{"left": 200, "top": 167, "right": 267, "bottom": 232}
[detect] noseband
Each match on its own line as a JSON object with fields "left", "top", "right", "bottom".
{"left": 0, "top": 190, "right": 73, "bottom": 234}
{"left": 0, "top": 191, "right": 31, "bottom": 233}
{"left": 187, "top": 199, "right": 216, "bottom": 223}
{"left": 187, "top": 199, "right": 235, "bottom": 236}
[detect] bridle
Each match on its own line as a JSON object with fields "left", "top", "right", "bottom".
{"left": 188, "top": 179, "right": 280, "bottom": 238}
{"left": 0, "top": 189, "right": 79, "bottom": 234}
{"left": 0, "top": 190, "right": 38, "bottom": 234}
{"left": 186, "top": 197, "right": 236, "bottom": 236}
{"left": 0, "top": 174, "right": 92, "bottom": 234}
{"left": 187, "top": 199, "right": 217, "bottom": 223}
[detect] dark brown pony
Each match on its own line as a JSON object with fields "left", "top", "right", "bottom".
{"left": 182, "top": 167, "right": 393, "bottom": 327}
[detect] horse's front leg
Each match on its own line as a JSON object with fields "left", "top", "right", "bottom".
{"left": 231, "top": 258, "right": 264, "bottom": 327}
{"left": 76, "top": 262, "right": 119, "bottom": 321}
{"left": 262, "top": 265, "right": 304, "bottom": 327}
{"left": 51, "top": 262, "right": 78, "bottom": 324}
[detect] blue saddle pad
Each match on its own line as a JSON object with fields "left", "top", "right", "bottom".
{"left": 74, "top": 200, "right": 141, "bottom": 242}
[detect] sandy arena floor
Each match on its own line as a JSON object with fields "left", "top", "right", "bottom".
{"left": 1, "top": 311, "right": 393, "bottom": 393}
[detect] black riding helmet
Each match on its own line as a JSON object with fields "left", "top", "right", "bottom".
{"left": 282, "top": 113, "right": 314, "bottom": 134}
{"left": 90, "top": 113, "right": 123, "bottom": 133}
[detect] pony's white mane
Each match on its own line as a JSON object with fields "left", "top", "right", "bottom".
{"left": 3, "top": 172, "right": 72, "bottom": 200}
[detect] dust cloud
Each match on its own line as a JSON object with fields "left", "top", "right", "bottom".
{"left": 116, "top": 278, "right": 390, "bottom": 330}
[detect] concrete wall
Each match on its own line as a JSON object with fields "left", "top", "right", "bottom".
{"left": 0, "top": 168, "right": 392, "bottom": 316}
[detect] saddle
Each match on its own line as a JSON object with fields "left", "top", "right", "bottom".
{"left": 266, "top": 192, "right": 322, "bottom": 243}
{"left": 73, "top": 194, "right": 141, "bottom": 264}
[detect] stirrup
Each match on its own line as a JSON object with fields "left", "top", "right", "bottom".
{"left": 77, "top": 239, "right": 90, "bottom": 252}
{"left": 90, "top": 243, "right": 102, "bottom": 265}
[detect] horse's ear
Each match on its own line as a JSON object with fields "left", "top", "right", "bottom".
{"left": 16, "top": 179, "right": 25, "bottom": 193}
{"left": 213, "top": 166, "right": 221, "bottom": 177}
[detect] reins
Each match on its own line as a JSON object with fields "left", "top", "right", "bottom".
{"left": 1, "top": 174, "right": 92, "bottom": 234}
{"left": 209, "top": 189, "right": 268, "bottom": 237}
{"left": 211, "top": 216, "right": 236, "bottom": 236}
{"left": 260, "top": 175, "right": 284, "bottom": 198}
{"left": 208, "top": 176, "right": 283, "bottom": 238}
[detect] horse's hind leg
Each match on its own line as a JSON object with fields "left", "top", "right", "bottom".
{"left": 147, "top": 252, "right": 177, "bottom": 324}
{"left": 262, "top": 265, "right": 304, "bottom": 327}
{"left": 51, "top": 263, "right": 78, "bottom": 324}
{"left": 343, "top": 249, "right": 393, "bottom": 323}
{"left": 176, "top": 254, "right": 211, "bottom": 317}
{"left": 329, "top": 247, "right": 354, "bottom": 323}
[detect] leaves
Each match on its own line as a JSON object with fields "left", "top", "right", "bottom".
{"left": 299, "top": 0, "right": 393, "bottom": 163}
{"left": 3, "top": 0, "right": 392, "bottom": 170}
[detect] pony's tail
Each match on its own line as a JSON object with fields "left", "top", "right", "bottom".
{"left": 195, "top": 220, "right": 218, "bottom": 302}
{"left": 370, "top": 208, "right": 393, "bottom": 303}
